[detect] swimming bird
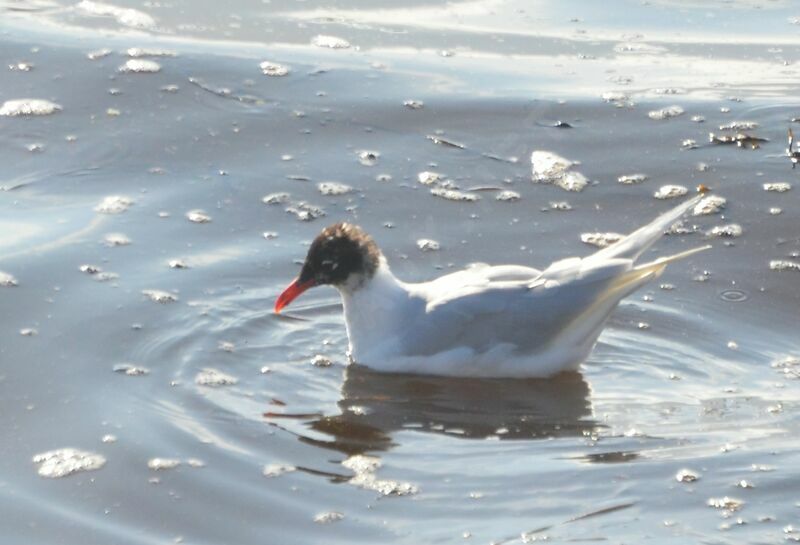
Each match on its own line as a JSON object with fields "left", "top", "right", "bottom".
{"left": 275, "top": 195, "right": 709, "bottom": 378}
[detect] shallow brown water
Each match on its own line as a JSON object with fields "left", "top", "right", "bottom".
{"left": 1, "top": 1, "right": 799, "bottom": 543}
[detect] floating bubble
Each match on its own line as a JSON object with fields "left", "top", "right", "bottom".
{"left": 33, "top": 448, "right": 106, "bottom": 478}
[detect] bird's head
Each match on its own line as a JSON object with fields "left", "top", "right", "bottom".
{"left": 274, "top": 222, "right": 381, "bottom": 312}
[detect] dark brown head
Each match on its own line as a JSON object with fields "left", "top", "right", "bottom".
{"left": 274, "top": 223, "right": 381, "bottom": 312}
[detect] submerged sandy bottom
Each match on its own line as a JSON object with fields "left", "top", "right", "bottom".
{"left": 1, "top": 1, "right": 799, "bottom": 543}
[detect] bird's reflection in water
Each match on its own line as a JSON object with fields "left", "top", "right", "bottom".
{"left": 302, "top": 365, "right": 598, "bottom": 456}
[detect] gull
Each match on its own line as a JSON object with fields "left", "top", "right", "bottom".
{"left": 275, "top": 195, "right": 709, "bottom": 377}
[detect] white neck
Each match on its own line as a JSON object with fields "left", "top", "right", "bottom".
{"left": 336, "top": 261, "right": 411, "bottom": 363}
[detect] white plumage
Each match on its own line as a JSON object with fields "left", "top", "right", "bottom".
{"left": 278, "top": 195, "right": 709, "bottom": 378}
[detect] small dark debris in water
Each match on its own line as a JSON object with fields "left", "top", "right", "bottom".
{"left": 426, "top": 135, "right": 465, "bottom": 149}
{"left": 537, "top": 120, "right": 573, "bottom": 128}
{"left": 188, "top": 77, "right": 266, "bottom": 105}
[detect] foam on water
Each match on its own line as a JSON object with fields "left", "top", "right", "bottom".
{"left": 693, "top": 195, "right": 726, "bottom": 216}
{"left": 77, "top": 1, "right": 156, "bottom": 29}
{"left": 142, "top": 289, "right": 178, "bottom": 303}
{"left": 0, "top": 99, "right": 61, "bottom": 116}
{"left": 0, "top": 271, "right": 18, "bottom": 286}
{"left": 763, "top": 182, "right": 791, "bottom": 192}
{"left": 118, "top": 59, "right": 161, "bottom": 73}
{"left": 95, "top": 195, "right": 133, "bottom": 214}
{"left": 195, "top": 368, "right": 238, "bottom": 386}
{"left": 32, "top": 448, "right": 106, "bottom": 478}
{"left": 654, "top": 185, "right": 688, "bottom": 199}
{"left": 648, "top": 105, "right": 684, "bottom": 120}
{"left": 317, "top": 182, "right": 352, "bottom": 196}
{"left": 259, "top": 61, "right": 290, "bottom": 76}
{"left": 531, "top": 151, "right": 588, "bottom": 192}
{"left": 416, "top": 239, "right": 440, "bottom": 251}
{"left": 581, "top": 232, "right": 624, "bottom": 248}
{"left": 311, "top": 35, "right": 351, "bottom": 49}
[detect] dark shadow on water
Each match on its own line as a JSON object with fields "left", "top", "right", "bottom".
{"left": 300, "top": 365, "right": 598, "bottom": 455}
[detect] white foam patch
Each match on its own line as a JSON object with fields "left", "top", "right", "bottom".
{"left": 118, "top": 59, "right": 161, "bottom": 73}
{"left": 0, "top": 99, "right": 62, "bottom": 116}
{"left": 76, "top": 1, "right": 156, "bottom": 29}
{"left": 33, "top": 448, "right": 106, "bottom": 478}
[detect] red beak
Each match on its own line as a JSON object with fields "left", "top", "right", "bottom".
{"left": 274, "top": 277, "right": 316, "bottom": 313}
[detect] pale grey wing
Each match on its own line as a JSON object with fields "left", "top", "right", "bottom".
{"left": 590, "top": 194, "right": 703, "bottom": 262}
{"left": 401, "top": 257, "right": 645, "bottom": 357}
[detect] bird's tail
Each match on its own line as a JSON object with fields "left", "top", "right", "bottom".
{"left": 590, "top": 194, "right": 704, "bottom": 263}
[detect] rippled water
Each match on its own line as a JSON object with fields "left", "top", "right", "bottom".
{"left": 1, "top": 1, "right": 799, "bottom": 543}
